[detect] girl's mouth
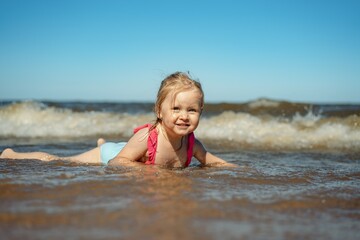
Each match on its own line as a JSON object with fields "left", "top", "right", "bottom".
{"left": 176, "top": 123, "right": 190, "bottom": 127}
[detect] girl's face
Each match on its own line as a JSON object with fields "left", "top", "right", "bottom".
{"left": 158, "top": 88, "right": 202, "bottom": 138}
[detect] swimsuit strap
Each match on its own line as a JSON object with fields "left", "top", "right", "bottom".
{"left": 133, "top": 124, "right": 195, "bottom": 166}
{"left": 185, "top": 132, "right": 195, "bottom": 167}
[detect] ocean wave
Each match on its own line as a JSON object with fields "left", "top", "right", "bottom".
{"left": 0, "top": 101, "right": 359, "bottom": 152}
{"left": 0, "top": 101, "right": 153, "bottom": 138}
{"left": 197, "top": 111, "right": 360, "bottom": 151}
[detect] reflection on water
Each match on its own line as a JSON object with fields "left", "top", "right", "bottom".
{"left": 0, "top": 150, "right": 359, "bottom": 239}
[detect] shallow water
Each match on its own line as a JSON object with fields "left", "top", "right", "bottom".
{"left": 1, "top": 99, "right": 359, "bottom": 239}
{"left": 1, "top": 144, "right": 359, "bottom": 240}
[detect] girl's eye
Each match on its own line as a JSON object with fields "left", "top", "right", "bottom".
{"left": 189, "top": 109, "right": 197, "bottom": 112}
{"left": 172, "top": 107, "right": 180, "bottom": 112}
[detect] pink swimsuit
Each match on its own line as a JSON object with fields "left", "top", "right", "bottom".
{"left": 134, "top": 124, "right": 195, "bottom": 167}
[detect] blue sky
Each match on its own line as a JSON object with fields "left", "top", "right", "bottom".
{"left": 0, "top": 0, "right": 359, "bottom": 103}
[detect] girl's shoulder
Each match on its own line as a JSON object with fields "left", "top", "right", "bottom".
{"left": 134, "top": 123, "right": 154, "bottom": 134}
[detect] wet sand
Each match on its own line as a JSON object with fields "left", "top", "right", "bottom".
{"left": 1, "top": 149, "right": 359, "bottom": 240}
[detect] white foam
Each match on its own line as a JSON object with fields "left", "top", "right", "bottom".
{"left": 197, "top": 111, "right": 360, "bottom": 151}
{"left": 0, "top": 101, "right": 153, "bottom": 138}
{"left": 1, "top": 102, "right": 359, "bottom": 151}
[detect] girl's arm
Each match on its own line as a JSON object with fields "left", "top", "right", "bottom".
{"left": 193, "top": 139, "right": 238, "bottom": 167}
{"left": 108, "top": 128, "right": 148, "bottom": 166}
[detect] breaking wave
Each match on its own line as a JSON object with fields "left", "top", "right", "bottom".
{"left": 0, "top": 100, "right": 359, "bottom": 152}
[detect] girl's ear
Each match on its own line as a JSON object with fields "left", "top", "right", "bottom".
{"left": 154, "top": 105, "right": 161, "bottom": 120}
{"left": 157, "top": 111, "right": 162, "bottom": 120}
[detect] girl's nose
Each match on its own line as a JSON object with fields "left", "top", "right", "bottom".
{"left": 179, "top": 110, "right": 189, "bottom": 119}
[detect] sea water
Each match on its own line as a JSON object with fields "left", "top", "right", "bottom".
{"left": 0, "top": 99, "right": 359, "bottom": 239}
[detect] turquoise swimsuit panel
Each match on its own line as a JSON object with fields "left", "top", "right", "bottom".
{"left": 100, "top": 142, "right": 127, "bottom": 164}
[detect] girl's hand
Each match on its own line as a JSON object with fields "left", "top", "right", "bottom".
{"left": 203, "top": 160, "right": 239, "bottom": 168}
{"left": 193, "top": 139, "right": 238, "bottom": 168}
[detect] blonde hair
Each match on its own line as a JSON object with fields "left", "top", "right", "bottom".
{"left": 153, "top": 72, "right": 204, "bottom": 127}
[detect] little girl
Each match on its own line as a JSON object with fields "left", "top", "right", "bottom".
{"left": 1, "top": 72, "right": 236, "bottom": 168}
